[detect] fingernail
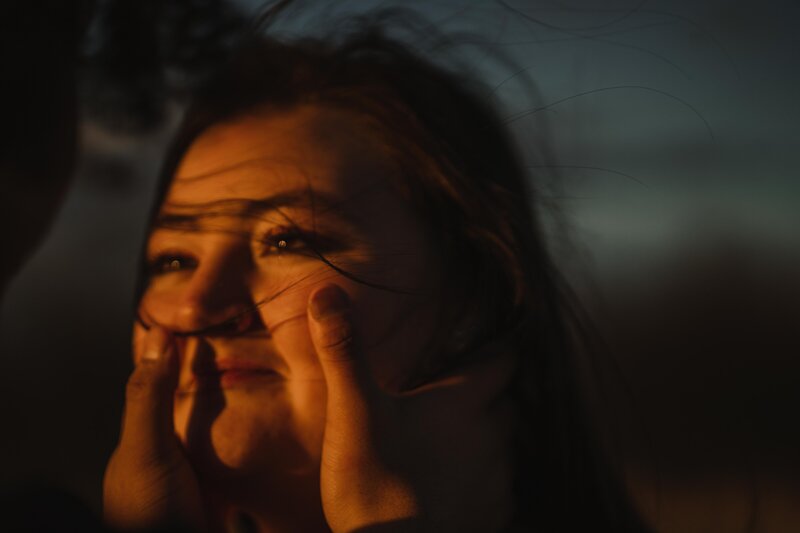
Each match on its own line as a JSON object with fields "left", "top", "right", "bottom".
{"left": 310, "top": 285, "right": 350, "bottom": 320}
{"left": 142, "top": 327, "right": 170, "bottom": 362}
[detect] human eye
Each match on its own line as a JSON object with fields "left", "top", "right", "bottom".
{"left": 258, "top": 226, "right": 317, "bottom": 257}
{"left": 146, "top": 251, "right": 198, "bottom": 276}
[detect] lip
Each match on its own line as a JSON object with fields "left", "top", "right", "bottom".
{"left": 187, "top": 358, "right": 284, "bottom": 392}
{"left": 217, "top": 368, "right": 282, "bottom": 388}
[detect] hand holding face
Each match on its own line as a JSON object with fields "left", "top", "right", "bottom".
{"left": 103, "top": 326, "right": 206, "bottom": 532}
{"left": 102, "top": 284, "right": 518, "bottom": 533}
{"left": 308, "top": 284, "right": 520, "bottom": 533}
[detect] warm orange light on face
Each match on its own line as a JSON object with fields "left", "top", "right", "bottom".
{"left": 134, "top": 104, "right": 446, "bottom": 527}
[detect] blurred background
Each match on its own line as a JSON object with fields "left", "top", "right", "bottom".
{"left": 1, "top": 1, "right": 798, "bottom": 531}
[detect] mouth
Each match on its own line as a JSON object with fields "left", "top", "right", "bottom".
{"left": 187, "top": 359, "right": 283, "bottom": 392}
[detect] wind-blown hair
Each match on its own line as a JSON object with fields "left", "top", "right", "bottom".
{"left": 143, "top": 13, "right": 649, "bottom": 533}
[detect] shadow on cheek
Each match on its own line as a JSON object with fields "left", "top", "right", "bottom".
{"left": 257, "top": 267, "right": 347, "bottom": 332}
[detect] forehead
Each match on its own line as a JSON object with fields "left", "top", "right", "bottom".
{"left": 169, "top": 105, "right": 394, "bottom": 206}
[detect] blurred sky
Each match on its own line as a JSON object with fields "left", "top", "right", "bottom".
{"left": 1, "top": 0, "right": 798, "bottom": 531}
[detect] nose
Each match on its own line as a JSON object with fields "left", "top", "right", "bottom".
{"left": 142, "top": 242, "right": 256, "bottom": 334}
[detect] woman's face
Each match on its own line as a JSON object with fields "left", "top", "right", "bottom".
{"left": 136, "top": 104, "right": 445, "bottom": 516}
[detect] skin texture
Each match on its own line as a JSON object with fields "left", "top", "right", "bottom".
{"left": 104, "top": 105, "right": 518, "bottom": 532}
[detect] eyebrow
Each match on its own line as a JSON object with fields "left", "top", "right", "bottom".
{"left": 152, "top": 189, "right": 359, "bottom": 230}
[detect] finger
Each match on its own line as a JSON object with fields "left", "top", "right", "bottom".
{"left": 132, "top": 321, "right": 148, "bottom": 362}
{"left": 307, "top": 284, "right": 381, "bottom": 414}
{"left": 119, "top": 326, "right": 180, "bottom": 456}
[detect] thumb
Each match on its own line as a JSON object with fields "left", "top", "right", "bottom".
{"left": 119, "top": 325, "right": 180, "bottom": 457}
{"left": 308, "top": 284, "right": 380, "bottom": 413}
{"left": 106, "top": 327, "right": 205, "bottom": 531}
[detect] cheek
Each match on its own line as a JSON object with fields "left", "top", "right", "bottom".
{"left": 258, "top": 267, "right": 371, "bottom": 386}
{"left": 257, "top": 261, "right": 439, "bottom": 393}
{"left": 137, "top": 279, "right": 198, "bottom": 330}
{"left": 355, "top": 289, "right": 441, "bottom": 392}
{"left": 255, "top": 262, "right": 334, "bottom": 332}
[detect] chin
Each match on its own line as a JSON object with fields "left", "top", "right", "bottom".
{"left": 174, "top": 383, "right": 325, "bottom": 498}
{"left": 175, "top": 387, "right": 328, "bottom": 531}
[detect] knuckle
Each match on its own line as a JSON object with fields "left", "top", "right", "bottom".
{"left": 125, "top": 369, "right": 160, "bottom": 402}
{"left": 318, "top": 319, "right": 356, "bottom": 358}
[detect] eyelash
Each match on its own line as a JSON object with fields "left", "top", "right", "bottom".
{"left": 259, "top": 227, "right": 315, "bottom": 256}
{"left": 146, "top": 252, "right": 198, "bottom": 276}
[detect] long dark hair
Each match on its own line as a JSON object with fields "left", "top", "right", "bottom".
{"left": 140, "top": 10, "right": 650, "bottom": 532}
